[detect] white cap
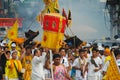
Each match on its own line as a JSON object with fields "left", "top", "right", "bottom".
{"left": 2, "top": 40, "right": 6, "bottom": 44}
{"left": 98, "top": 46, "right": 104, "bottom": 50}
{"left": 86, "top": 43, "right": 91, "bottom": 47}
{"left": 11, "top": 43, "right": 16, "bottom": 47}
{"left": 0, "top": 40, "right": 7, "bottom": 47}
{"left": 82, "top": 43, "right": 91, "bottom": 48}
{"left": 0, "top": 43, "right": 5, "bottom": 47}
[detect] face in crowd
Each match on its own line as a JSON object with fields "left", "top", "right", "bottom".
{"left": 53, "top": 54, "right": 61, "bottom": 66}
{"left": 60, "top": 49, "right": 66, "bottom": 57}
{"left": 12, "top": 51, "right": 17, "bottom": 59}
{"left": 34, "top": 49, "right": 42, "bottom": 57}
{"left": 79, "top": 49, "right": 85, "bottom": 58}
{"left": 92, "top": 48, "right": 99, "bottom": 58}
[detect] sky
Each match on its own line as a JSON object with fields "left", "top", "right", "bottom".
{"left": 14, "top": 0, "right": 110, "bottom": 42}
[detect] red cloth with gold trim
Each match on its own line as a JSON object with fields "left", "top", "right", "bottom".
{"left": 41, "top": 13, "right": 66, "bottom": 49}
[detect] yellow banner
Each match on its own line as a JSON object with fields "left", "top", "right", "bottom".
{"left": 7, "top": 20, "right": 18, "bottom": 39}
{"left": 41, "top": 30, "right": 64, "bottom": 49}
{"left": 105, "top": 53, "right": 120, "bottom": 80}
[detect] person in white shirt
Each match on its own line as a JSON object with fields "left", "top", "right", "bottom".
{"left": 10, "top": 42, "right": 20, "bottom": 59}
{"left": 31, "top": 49, "right": 47, "bottom": 80}
{"left": 85, "top": 48, "right": 102, "bottom": 80}
{"left": 72, "top": 49, "right": 87, "bottom": 80}
{"left": 101, "top": 48, "right": 111, "bottom": 79}
{"left": 59, "top": 48, "right": 69, "bottom": 68}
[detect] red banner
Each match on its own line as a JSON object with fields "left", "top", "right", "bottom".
{"left": 0, "top": 18, "right": 22, "bottom": 27}
{"left": 43, "top": 14, "right": 66, "bottom": 33}
{"left": 43, "top": 15, "right": 60, "bottom": 32}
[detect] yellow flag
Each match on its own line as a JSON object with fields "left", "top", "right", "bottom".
{"left": 41, "top": 30, "right": 64, "bottom": 49}
{"left": 41, "top": 14, "right": 65, "bottom": 49}
{"left": 7, "top": 20, "right": 18, "bottom": 39}
{"left": 105, "top": 53, "right": 120, "bottom": 80}
{"left": 41, "top": 30, "right": 58, "bottom": 49}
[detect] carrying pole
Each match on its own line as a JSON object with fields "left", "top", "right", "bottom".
{"left": 49, "top": 50, "right": 54, "bottom": 80}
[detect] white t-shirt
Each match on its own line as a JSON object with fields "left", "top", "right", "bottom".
{"left": 102, "top": 61, "right": 109, "bottom": 72}
{"left": 101, "top": 55, "right": 106, "bottom": 65}
{"left": 31, "top": 52, "right": 46, "bottom": 80}
{"left": 60, "top": 56, "right": 69, "bottom": 67}
{"left": 72, "top": 57, "right": 86, "bottom": 78}
{"left": 87, "top": 56, "right": 102, "bottom": 76}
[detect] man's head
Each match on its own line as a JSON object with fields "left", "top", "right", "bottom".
{"left": 92, "top": 48, "right": 99, "bottom": 57}
{"left": 11, "top": 42, "right": 16, "bottom": 50}
{"left": 79, "top": 49, "right": 85, "bottom": 58}
{"left": 12, "top": 51, "right": 17, "bottom": 59}
{"left": 53, "top": 54, "right": 61, "bottom": 65}
{"left": 104, "top": 48, "right": 111, "bottom": 56}
{"left": 34, "top": 49, "right": 42, "bottom": 57}
{"left": 59, "top": 48, "right": 66, "bottom": 57}
{"left": 25, "top": 46, "right": 32, "bottom": 54}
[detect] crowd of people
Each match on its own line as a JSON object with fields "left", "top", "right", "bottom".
{"left": 0, "top": 39, "right": 120, "bottom": 80}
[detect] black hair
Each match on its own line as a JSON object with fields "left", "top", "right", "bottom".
{"left": 3, "top": 46, "right": 9, "bottom": 50}
{"left": 6, "top": 51, "right": 11, "bottom": 54}
{"left": 34, "top": 49, "right": 38, "bottom": 55}
{"left": 25, "top": 46, "right": 31, "bottom": 49}
{"left": 39, "top": 48, "right": 43, "bottom": 52}
{"left": 37, "top": 44, "right": 41, "bottom": 48}
{"left": 11, "top": 42, "right": 16, "bottom": 46}
{"left": 79, "top": 49, "right": 85, "bottom": 53}
{"left": 59, "top": 48, "right": 65, "bottom": 51}
{"left": 12, "top": 51, "right": 17, "bottom": 55}
{"left": 114, "top": 49, "right": 120, "bottom": 57}
{"left": 53, "top": 54, "right": 61, "bottom": 60}
{"left": 92, "top": 48, "right": 99, "bottom": 52}
{"left": 105, "top": 45, "right": 109, "bottom": 49}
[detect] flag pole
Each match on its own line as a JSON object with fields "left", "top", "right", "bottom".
{"left": 49, "top": 50, "right": 54, "bottom": 80}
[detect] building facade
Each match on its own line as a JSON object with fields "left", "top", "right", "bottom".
{"left": 105, "top": 0, "right": 120, "bottom": 39}
{"left": 0, "top": 0, "right": 24, "bottom": 40}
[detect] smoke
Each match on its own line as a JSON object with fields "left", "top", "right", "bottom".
{"left": 14, "top": 0, "right": 43, "bottom": 29}
{"left": 13, "top": 0, "right": 44, "bottom": 40}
